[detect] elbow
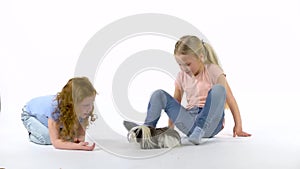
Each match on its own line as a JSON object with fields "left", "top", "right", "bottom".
{"left": 51, "top": 140, "right": 60, "bottom": 149}
{"left": 50, "top": 139, "right": 64, "bottom": 150}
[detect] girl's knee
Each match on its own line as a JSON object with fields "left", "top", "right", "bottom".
{"left": 212, "top": 84, "right": 226, "bottom": 96}
{"left": 152, "top": 89, "right": 166, "bottom": 97}
{"left": 44, "top": 135, "right": 51, "bottom": 145}
{"left": 30, "top": 133, "right": 51, "bottom": 145}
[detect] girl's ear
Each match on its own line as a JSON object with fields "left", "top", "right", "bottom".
{"left": 199, "top": 54, "right": 205, "bottom": 62}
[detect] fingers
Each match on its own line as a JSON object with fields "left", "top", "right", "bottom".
{"left": 90, "top": 143, "right": 96, "bottom": 150}
{"left": 233, "top": 126, "right": 251, "bottom": 137}
{"left": 85, "top": 143, "right": 95, "bottom": 151}
{"left": 79, "top": 142, "right": 89, "bottom": 146}
{"left": 239, "top": 132, "right": 252, "bottom": 137}
{"left": 234, "top": 131, "right": 252, "bottom": 137}
{"left": 78, "top": 142, "right": 96, "bottom": 151}
{"left": 199, "top": 96, "right": 206, "bottom": 107}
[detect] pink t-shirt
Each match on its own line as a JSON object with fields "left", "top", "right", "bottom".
{"left": 175, "top": 64, "right": 225, "bottom": 109}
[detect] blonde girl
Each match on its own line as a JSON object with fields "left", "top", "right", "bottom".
{"left": 142, "top": 35, "right": 251, "bottom": 144}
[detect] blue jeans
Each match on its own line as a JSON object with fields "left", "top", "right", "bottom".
{"left": 144, "top": 84, "right": 226, "bottom": 138}
{"left": 21, "top": 107, "right": 51, "bottom": 145}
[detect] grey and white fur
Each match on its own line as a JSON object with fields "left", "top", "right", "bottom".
{"left": 127, "top": 125, "right": 181, "bottom": 149}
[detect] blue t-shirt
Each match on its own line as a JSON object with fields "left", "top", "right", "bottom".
{"left": 24, "top": 95, "right": 59, "bottom": 127}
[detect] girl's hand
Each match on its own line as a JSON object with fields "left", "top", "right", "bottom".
{"left": 233, "top": 125, "right": 251, "bottom": 137}
{"left": 199, "top": 96, "right": 206, "bottom": 107}
{"left": 78, "top": 142, "right": 96, "bottom": 151}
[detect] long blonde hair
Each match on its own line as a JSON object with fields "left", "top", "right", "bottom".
{"left": 54, "top": 77, "right": 97, "bottom": 141}
{"left": 174, "top": 35, "right": 221, "bottom": 67}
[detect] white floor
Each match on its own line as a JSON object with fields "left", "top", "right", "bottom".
{"left": 1, "top": 1, "right": 300, "bottom": 169}
{"left": 1, "top": 95, "right": 300, "bottom": 169}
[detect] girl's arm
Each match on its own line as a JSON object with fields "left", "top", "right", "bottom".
{"left": 217, "top": 75, "right": 251, "bottom": 137}
{"left": 48, "top": 118, "right": 95, "bottom": 151}
{"left": 168, "top": 86, "right": 183, "bottom": 128}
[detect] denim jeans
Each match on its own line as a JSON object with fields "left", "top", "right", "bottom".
{"left": 144, "top": 84, "right": 226, "bottom": 138}
{"left": 21, "top": 107, "right": 51, "bottom": 145}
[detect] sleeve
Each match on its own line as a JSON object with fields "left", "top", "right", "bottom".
{"left": 207, "top": 64, "right": 225, "bottom": 84}
{"left": 49, "top": 100, "right": 60, "bottom": 121}
{"left": 50, "top": 110, "right": 60, "bottom": 121}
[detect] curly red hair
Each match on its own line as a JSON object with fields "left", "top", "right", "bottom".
{"left": 54, "top": 77, "right": 97, "bottom": 141}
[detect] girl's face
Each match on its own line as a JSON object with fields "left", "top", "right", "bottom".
{"left": 175, "top": 54, "right": 203, "bottom": 76}
{"left": 76, "top": 95, "right": 95, "bottom": 119}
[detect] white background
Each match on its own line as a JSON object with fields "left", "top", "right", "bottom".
{"left": 1, "top": 0, "right": 300, "bottom": 168}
